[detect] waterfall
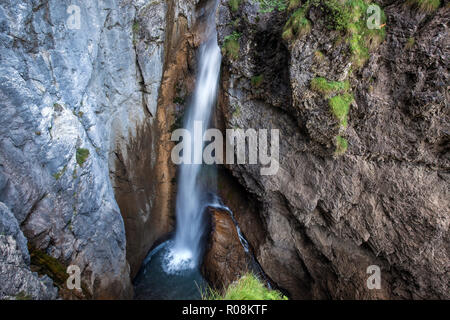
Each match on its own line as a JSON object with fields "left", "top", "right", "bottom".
{"left": 166, "top": 0, "right": 222, "bottom": 272}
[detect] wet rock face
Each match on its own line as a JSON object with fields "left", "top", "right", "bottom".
{"left": 0, "top": 202, "right": 58, "bottom": 300}
{"left": 0, "top": 0, "right": 204, "bottom": 299}
{"left": 202, "top": 207, "right": 250, "bottom": 289}
{"left": 217, "top": 1, "right": 449, "bottom": 299}
{"left": 0, "top": 0, "right": 145, "bottom": 299}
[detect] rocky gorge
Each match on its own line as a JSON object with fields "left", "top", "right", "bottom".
{"left": 0, "top": 0, "right": 448, "bottom": 300}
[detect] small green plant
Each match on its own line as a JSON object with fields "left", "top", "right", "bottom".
{"left": 132, "top": 21, "right": 139, "bottom": 33}
{"left": 15, "top": 291, "right": 33, "bottom": 300}
{"left": 232, "top": 104, "right": 241, "bottom": 118}
{"left": 329, "top": 93, "right": 354, "bottom": 128}
{"left": 288, "top": 0, "right": 301, "bottom": 10}
{"left": 203, "top": 273, "right": 288, "bottom": 300}
{"left": 310, "top": 77, "right": 350, "bottom": 96}
{"left": 76, "top": 148, "right": 90, "bottom": 167}
{"left": 256, "top": 0, "right": 288, "bottom": 13}
{"left": 251, "top": 74, "right": 264, "bottom": 87}
{"left": 229, "top": 0, "right": 242, "bottom": 12}
{"left": 282, "top": 7, "right": 311, "bottom": 40}
{"left": 405, "top": 37, "right": 415, "bottom": 50}
{"left": 335, "top": 135, "right": 348, "bottom": 155}
{"left": 314, "top": 50, "right": 325, "bottom": 62}
{"left": 53, "top": 165, "right": 67, "bottom": 180}
{"left": 408, "top": 0, "right": 440, "bottom": 12}
{"left": 222, "top": 32, "right": 242, "bottom": 60}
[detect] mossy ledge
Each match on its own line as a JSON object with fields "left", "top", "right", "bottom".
{"left": 28, "top": 244, "right": 91, "bottom": 299}
{"left": 283, "top": 0, "right": 386, "bottom": 68}
{"left": 222, "top": 31, "right": 242, "bottom": 60}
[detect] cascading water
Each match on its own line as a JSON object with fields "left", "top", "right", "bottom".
{"left": 168, "top": 2, "right": 222, "bottom": 272}
{"left": 133, "top": 0, "right": 221, "bottom": 299}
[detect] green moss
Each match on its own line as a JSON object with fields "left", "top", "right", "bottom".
{"left": 335, "top": 135, "right": 348, "bottom": 155}
{"left": 310, "top": 77, "right": 350, "bottom": 96}
{"left": 256, "top": 0, "right": 288, "bottom": 13}
{"left": 282, "top": 7, "right": 311, "bottom": 40}
{"left": 329, "top": 93, "right": 353, "bottom": 128}
{"left": 231, "top": 18, "right": 241, "bottom": 28}
{"left": 222, "top": 32, "right": 242, "bottom": 60}
{"left": 408, "top": 0, "right": 440, "bottom": 12}
{"left": 28, "top": 244, "right": 68, "bottom": 288}
{"left": 314, "top": 50, "right": 325, "bottom": 62}
{"left": 405, "top": 37, "right": 415, "bottom": 50}
{"left": 251, "top": 74, "right": 264, "bottom": 87}
{"left": 132, "top": 21, "right": 139, "bottom": 33}
{"left": 307, "top": 0, "right": 386, "bottom": 68}
{"left": 232, "top": 104, "right": 241, "bottom": 118}
{"left": 229, "top": 0, "right": 241, "bottom": 12}
{"left": 53, "top": 165, "right": 67, "bottom": 180}
{"left": 288, "top": 0, "right": 301, "bottom": 10}
{"left": 76, "top": 148, "right": 90, "bottom": 167}
{"left": 173, "top": 96, "right": 185, "bottom": 105}
{"left": 15, "top": 291, "right": 33, "bottom": 300}
{"left": 203, "top": 273, "right": 288, "bottom": 300}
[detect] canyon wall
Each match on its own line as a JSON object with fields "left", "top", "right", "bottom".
{"left": 0, "top": 0, "right": 448, "bottom": 300}
{"left": 0, "top": 0, "right": 203, "bottom": 299}
{"left": 215, "top": 0, "right": 449, "bottom": 299}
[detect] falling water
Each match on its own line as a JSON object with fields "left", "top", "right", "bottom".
{"left": 166, "top": 0, "right": 222, "bottom": 272}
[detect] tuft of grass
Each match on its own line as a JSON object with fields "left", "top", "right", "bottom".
{"left": 329, "top": 93, "right": 354, "bottom": 128}
{"left": 15, "top": 291, "right": 33, "bottom": 300}
{"left": 251, "top": 74, "right": 264, "bottom": 87}
{"left": 288, "top": 0, "right": 301, "bottom": 10}
{"left": 256, "top": 0, "right": 288, "bottom": 13}
{"left": 314, "top": 50, "right": 325, "bottom": 62}
{"left": 232, "top": 104, "right": 241, "bottom": 118}
{"left": 282, "top": 7, "right": 311, "bottom": 40}
{"left": 310, "top": 77, "right": 350, "bottom": 96}
{"left": 335, "top": 135, "right": 348, "bottom": 155}
{"left": 408, "top": 0, "right": 440, "bottom": 12}
{"left": 53, "top": 165, "right": 67, "bottom": 180}
{"left": 222, "top": 32, "right": 242, "bottom": 60}
{"left": 203, "top": 273, "right": 288, "bottom": 300}
{"left": 229, "top": 0, "right": 242, "bottom": 12}
{"left": 76, "top": 148, "right": 90, "bottom": 167}
{"left": 405, "top": 37, "right": 415, "bottom": 50}
{"left": 132, "top": 21, "right": 139, "bottom": 34}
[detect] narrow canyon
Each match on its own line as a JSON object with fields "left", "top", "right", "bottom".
{"left": 0, "top": 0, "right": 448, "bottom": 300}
